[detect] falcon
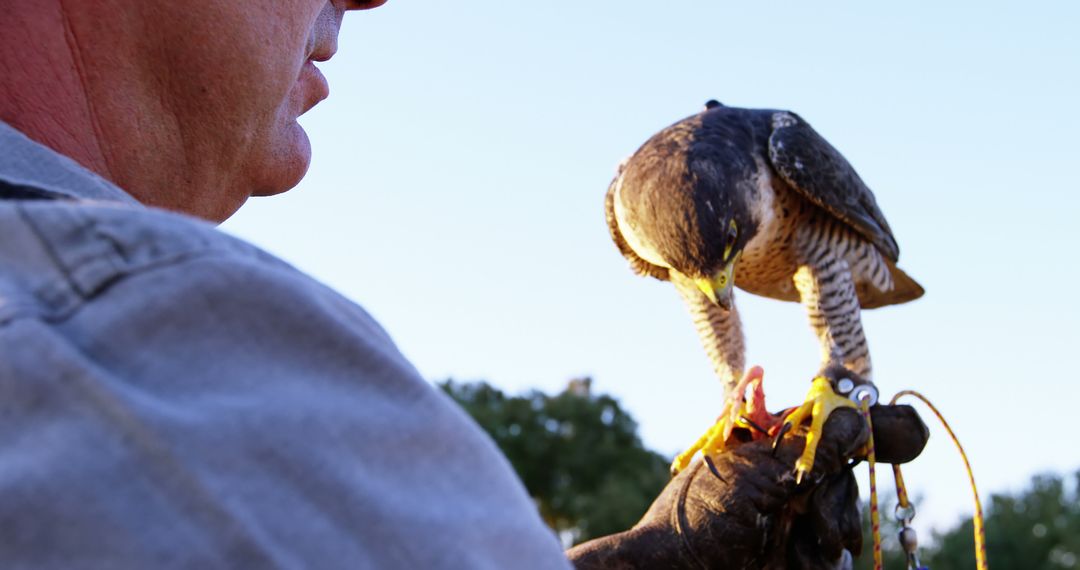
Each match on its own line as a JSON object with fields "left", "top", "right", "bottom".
{"left": 606, "top": 101, "right": 923, "bottom": 477}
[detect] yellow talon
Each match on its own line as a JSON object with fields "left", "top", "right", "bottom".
{"left": 671, "top": 417, "right": 729, "bottom": 474}
{"left": 783, "top": 376, "right": 857, "bottom": 484}
{"left": 671, "top": 368, "right": 762, "bottom": 475}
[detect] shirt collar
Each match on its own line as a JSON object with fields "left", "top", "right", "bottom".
{"left": 0, "top": 120, "right": 140, "bottom": 205}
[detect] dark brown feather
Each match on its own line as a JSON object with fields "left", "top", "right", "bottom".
{"left": 767, "top": 112, "right": 901, "bottom": 262}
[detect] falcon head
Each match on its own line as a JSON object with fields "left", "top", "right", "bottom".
{"left": 614, "top": 151, "right": 756, "bottom": 311}
{"left": 669, "top": 195, "right": 752, "bottom": 311}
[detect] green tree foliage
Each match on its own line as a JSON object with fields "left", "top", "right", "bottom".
{"left": 853, "top": 470, "right": 1080, "bottom": 569}
{"left": 924, "top": 470, "right": 1080, "bottom": 570}
{"left": 439, "top": 378, "right": 670, "bottom": 544}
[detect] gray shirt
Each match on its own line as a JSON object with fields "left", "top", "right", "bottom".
{"left": 0, "top": 121, "right": 572, "bottom": 569}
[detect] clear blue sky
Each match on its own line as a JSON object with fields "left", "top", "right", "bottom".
{"left": 224, "top": 1, "right": 1080, "bottom": 535}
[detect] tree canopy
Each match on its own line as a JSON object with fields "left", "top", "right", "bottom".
{"left": 924, "top": 470, "right": 1080, "bottom": 569}
{"left": 439, "top": 378, "right": 670, "bottom": 545}
{"left": 854, "top": 470, "right": 1080, "bottom": 569}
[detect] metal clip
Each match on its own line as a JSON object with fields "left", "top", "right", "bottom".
{"left": 895, "top": 503, "right": 917, "bottom": 523}
{"left": 893, "top": 502, "right": 926, "bottom": 569}
{"left": 850, "top": 383, "right": 878, "bottom": 407}
{"left": 899, "top": 524, "right": 926, "bottom": 569}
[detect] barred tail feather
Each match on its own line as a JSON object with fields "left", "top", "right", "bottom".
{"left": 857, "top": 261, "right": 924, "bottom": 309}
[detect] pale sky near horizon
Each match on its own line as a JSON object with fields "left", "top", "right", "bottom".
{"left": 224, "top": 1, "right": 1080, "bottom": 536}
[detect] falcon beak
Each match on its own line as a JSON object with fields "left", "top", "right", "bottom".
{"left": 695, "top": 262, "right": 736, "bottom": 311}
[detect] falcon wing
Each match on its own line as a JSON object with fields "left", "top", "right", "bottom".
{"left": 767, "top": 112, "right": 900, "bottom": 261}
{"left": 605, "top": 171, "right": 670, "bottom": 281}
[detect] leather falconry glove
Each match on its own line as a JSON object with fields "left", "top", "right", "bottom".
{"left": 567, "top": 405, "right": 928, "bottom": 569}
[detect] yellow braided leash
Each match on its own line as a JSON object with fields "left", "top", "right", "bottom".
{"left": 887, "top": 390, "right": 988, "bottom": 570}
{"left": 860, "top": 397, "right": 883, "bottom": 570}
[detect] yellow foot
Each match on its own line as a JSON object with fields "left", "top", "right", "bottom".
{"left": 781, "top": 376, "right": 857, "bottom": 484}
{"left": 670, "top": 367, "right": 764, "bottom": 475}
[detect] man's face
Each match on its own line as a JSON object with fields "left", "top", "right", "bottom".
{"left": 72, "top": 0, "right": 385, "bottom": 220}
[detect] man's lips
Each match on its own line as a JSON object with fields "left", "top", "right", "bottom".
{"left": 299, "top": 60, "right": 330, "bottom": 113}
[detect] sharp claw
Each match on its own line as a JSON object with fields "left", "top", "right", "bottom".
{"left": 703, "top": 455, "right": 726, "bottom": 482}
{"left": 739, "top": 415, "right": 769, "bottom": 436}
{"left": 771, "top": 422, "right": 792, "bottom": 457}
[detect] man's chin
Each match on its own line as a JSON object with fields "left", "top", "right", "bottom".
{"left": 252, "top": 122, "right": 312, "bottom": 197}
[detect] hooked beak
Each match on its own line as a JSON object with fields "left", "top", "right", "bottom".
{"left": 695, "top": 261, "right": 737, "bottom": 310}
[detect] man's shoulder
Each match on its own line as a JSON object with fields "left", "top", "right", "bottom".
{"left": 0, "top": 197, "right": 307, "bottom": 322}
{"left": 0, "top": 194, "right": 405, "bottom": 388}
{"left": 0, "top": 197, "right": 572, "bottom": 569}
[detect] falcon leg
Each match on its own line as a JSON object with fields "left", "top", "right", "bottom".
{"left": 669, "top": 274, "right": 748, "bottom": 474}
{"left": 792, "top": 258, "right": 872, "bottom": 380}
{"left": 781, "top": 252, "right": 875, "bottom": 479}
{"left": 672, "top": 273, "right": 746, "bottom": 391}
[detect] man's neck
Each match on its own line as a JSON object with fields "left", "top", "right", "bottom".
{"left": 0, "top": 2, "right": 115, "bottom": 183}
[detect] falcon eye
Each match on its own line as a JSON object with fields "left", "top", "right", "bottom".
{"left": 717, "top": 274, "right": 727, "bottom": 286}
{"left": 723, "top": 220, "right": 739, "bottom": 259}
